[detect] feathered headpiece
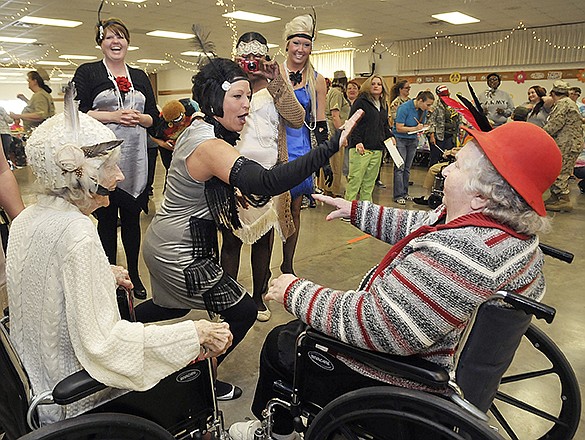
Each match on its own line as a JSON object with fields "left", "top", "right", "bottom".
{"left": 26, "top": 82, "right": 122, "bottom": 195}
{"left": 190, "top": 24, "right": 248, "bottom": 119}
{"left": 440, "top": 79, "right": 492, "bottom": 132}
{"left": 95, "top": 0, "right": 129, "bottom": 44}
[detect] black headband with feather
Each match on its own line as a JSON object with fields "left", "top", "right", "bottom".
{"left": 96, "top": 0, "right": 129, "bottom": 44}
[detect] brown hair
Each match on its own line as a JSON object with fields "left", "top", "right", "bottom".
{"left": 96, "top": 18, "right": 130, "bottom": 45}
{"left": 27, "top": 71, "right": 52, "bottom": 94}
{"left": 359, "top": 74, "right": 390, "bottom": 108}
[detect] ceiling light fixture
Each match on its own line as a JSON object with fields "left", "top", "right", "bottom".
{"left": 318, "top": 29, "right": 363, "bottom": 38}
{"left": 95, "top": 45, "right": 139, "bottom": 51}
{"left": 146, "top": 30, "right": 193, "bottom": 40}
{"left": 222, "top": 11, "right": 280, "bottom": 23}
{"left": 119, "top": 0, "right": 147, "bottom": 3}
{"left": 0, "top": 36, "right": 37, "bottom": 44}
{"left": 431, "top": 12, "right": 480, "bottom": 25}
{"left": 37, "top": 61, "right": 71, "bottom": 66}
{"left": 18, "top": 16, "right": 82, "bottom": 28}
{"left": 59, "top": 54, "right": 97, "bottom": 60}
{"left": 136, "top": 59, "right": 170, "bottom": 64}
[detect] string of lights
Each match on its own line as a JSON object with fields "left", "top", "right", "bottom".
{"left": 0, "top": 6, "right": 582, "bottom": 74}
{"left": 215, "top": 0, "right": 239, "bottom": 55}
{"left": 264, "top": 0, "right": 339, "bottom": 9}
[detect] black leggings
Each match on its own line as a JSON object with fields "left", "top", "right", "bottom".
{"left": 134, "top": 293, "right": 257, "bottom": 365}
{"left": 94, "top": 191, "right": 143, "bottom": 287}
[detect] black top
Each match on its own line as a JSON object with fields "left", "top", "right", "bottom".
{"left": 72, "top": 60, "right": 160, "bottom": 133}
{"left": 348, "top": 95, "right": 392, "bottom": 151}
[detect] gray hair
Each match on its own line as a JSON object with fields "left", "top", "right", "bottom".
{"left": 462, "top": 142, "right": 550, "bottom": 235}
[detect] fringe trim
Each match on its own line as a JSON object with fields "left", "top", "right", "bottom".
{"left": 233, "top": 205, "right": 282, "bottom": 244}
{"left": 204, "top": 177, "right": 242, "bottom": 231}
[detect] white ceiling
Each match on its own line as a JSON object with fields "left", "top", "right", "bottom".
{"left": 0, "top": 0, "right": 583, "bottom": 77}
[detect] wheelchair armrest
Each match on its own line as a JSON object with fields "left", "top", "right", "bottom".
{"left": 304, "top": 329, "right": 450, "bottom": 387}
{"left": 52, "top": 370, "right": 108, "bottom": 405}
{"left": 539, "top": 243, "right": 573, "bottom": 264}
{"left": 497, "top": 291, "right": 555, "bottom": 324}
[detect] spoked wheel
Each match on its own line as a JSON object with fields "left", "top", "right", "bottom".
{"left": 305, "top": 386, "right": 502, "bottom": 440}
{"left": 490, "top": 324, "right": 581, "bottom": 440}
{"left": 17, "top": 413, "right": 174, "bottom": 440}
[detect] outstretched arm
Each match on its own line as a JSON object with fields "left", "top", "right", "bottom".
{"left": 188, "top": 110, "right": 363, "bottom": 196}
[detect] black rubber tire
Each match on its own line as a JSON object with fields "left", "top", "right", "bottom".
{"left": 17, "top": 413, "right": 175, "bottom": 440}
{"left": 306, "top": 386, "right": 503, "bottom": 440}
{"left": 428, "top": 193, "right": 443, "bottom": 209}
{"left": 490, "top": 324, "right": 581, "bottom": 440}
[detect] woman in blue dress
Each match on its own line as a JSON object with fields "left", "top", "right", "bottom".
{"left": 281, "top": 14, "right": 328, "bottom": 275}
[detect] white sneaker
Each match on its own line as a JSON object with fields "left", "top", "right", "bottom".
{"left": 228, "top": 420, "right": 262, "bottom": 440}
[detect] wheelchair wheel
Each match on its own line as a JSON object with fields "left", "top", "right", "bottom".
{"left": 490, "top": 324, "right": 581, "bottom": 440}
{"left": 17, "top": 413, "right": 174, "bottom": 440}
{"left": 305, "top": 386, "right": 502, "bottom": 440}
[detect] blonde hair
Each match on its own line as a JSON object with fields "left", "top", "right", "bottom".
{"left": 283, "top": 14, "right": 318, "bottom": 123}
{"left": 359, "top": 74, "right": 390, "bottom": 108}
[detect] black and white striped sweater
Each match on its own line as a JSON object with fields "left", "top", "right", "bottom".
{"left": 284, "top": 201, "right": 544, "bottom": 389}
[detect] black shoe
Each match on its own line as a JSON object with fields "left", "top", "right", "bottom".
{"left": 131, "top": 276, "right": 147, "bottom": 300}
{"left": 375, "top": 180, "right": 386, "bottom": 188}
{"left": 408, "top": 181, "right": 414, "bottom": 186}
{"left": 216, "top": 380, "right": 243, "bottom": 401}
{"left": 579, "top": 180, "right": 585, "bottom": 194}
{"left": 413, "top": 196, "right": 429, "bottom": 206}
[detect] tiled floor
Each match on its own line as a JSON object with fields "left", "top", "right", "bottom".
{"left": 12, "top": 158, "right": 585, "bottom": 439}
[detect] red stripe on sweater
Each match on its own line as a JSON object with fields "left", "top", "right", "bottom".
{"left": 376, "top": 206, "right": 385, "bottom": 239}
{"left": 306, "top": 286, "right": 324, "bottom": 327}
{"left": 417, "top": 251, "right": 492, "bottom": 300}
{"left": 357, "top": 296, "right": 376, "bottom": 350}
{"left": 394, "top": 270, "right": 463, "bottom": 327}
{"left": 423, "top": 348, "right": 456, "bottom": 357}
{"left": 485, "top": 231, "right": 509, "bottom": 247}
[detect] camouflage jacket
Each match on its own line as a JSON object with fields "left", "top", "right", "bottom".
{"left": 543, "top": 97, "right": 584, "bottom": 154}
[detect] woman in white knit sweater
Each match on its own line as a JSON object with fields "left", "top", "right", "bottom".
{"left": 6, "top": 98, "right": 232, "bottom": 424}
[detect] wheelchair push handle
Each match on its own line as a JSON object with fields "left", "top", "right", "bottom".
{"left": 539, "top": 243, "right": 573, "bottom": 264}
{"left": 496, "top": 291, "right": 555, "bottom": 324}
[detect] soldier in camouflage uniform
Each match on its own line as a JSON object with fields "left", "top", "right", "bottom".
{"left": 543, "top": 80, "right": 584, "bottom": 212}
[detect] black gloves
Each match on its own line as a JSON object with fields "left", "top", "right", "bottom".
{"left": 230, "top": 129, "right": 342, "bottom": 197}
{"left": 314, "top": 120, "right": 329, "bottom": 144}
{"left": 322, "top": 161, "right": 333, "bottom": 187}
{"left": 314, "top": 121, "right": 332, "bottom": 186}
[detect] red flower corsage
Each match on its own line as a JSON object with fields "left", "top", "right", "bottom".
{"left": 115, "top": 76, "right": 132, "bottom": 93}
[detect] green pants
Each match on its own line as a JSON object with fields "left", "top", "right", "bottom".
{"left": 345, "top": 149, "right": 383, "bottom": 202}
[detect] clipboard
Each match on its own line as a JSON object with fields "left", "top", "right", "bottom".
{"left": 384, "top": 138, "right": 404, "bottom": 169}
{"left": 407, "top": 126, "right": 429, "bottom": 135}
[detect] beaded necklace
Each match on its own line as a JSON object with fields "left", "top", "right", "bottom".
{"left": 103, "top": 59, "right": 135, "bottom": 110}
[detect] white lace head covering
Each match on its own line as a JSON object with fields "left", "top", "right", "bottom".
{"left": 26, "top": 106, "right": 122, "bottom": 195}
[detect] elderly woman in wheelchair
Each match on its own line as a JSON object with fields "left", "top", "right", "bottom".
{"left": 3, "top": 84, "right": 233, "bottom": 433}
{"left": 229, "top": 122, "right": 566, "bottom": 440}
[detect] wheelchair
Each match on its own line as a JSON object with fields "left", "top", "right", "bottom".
{"left": 0, "top": 288, "right": 228, "bottom": 440}
{"left": 250, "top": 245, "right": 580, "bottom": 440}
{"left": 0, "top": 248, "right": 580, "bottom": 440}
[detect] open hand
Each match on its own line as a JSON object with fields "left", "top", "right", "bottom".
{"left": 312, "top": 194, "right": 352, "bottom": 221}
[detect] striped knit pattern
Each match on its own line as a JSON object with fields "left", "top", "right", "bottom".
{"left": 285, "top": 201, "right": 545, "bottom": 389}
{"left": 7, "top": 196, "right": 200, "bottom": 424}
